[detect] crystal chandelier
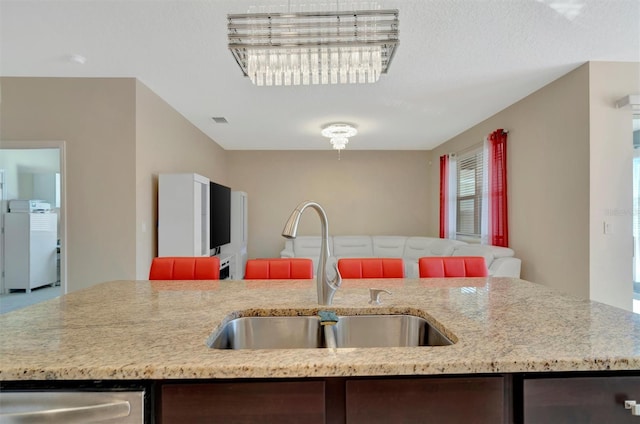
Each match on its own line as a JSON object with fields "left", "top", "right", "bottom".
{"left": 228, "top": 10, "right": 399, "bottom": 86}
{"left": 322, "top": 123, "right": 357, "bottom": 150}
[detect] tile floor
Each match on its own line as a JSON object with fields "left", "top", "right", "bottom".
{"left": 0, "top": 285, "right": 61, "bottom": 314}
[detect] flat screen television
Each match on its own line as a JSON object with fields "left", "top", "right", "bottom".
{"left": 209, "top": 181, "right": 231, "bottom": 250}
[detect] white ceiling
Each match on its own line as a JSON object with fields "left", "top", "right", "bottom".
{"left": 1, "top": 0, "right": 638, "bottom": 151}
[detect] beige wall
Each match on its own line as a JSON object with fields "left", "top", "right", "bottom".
{"left": 134, "top": 81, "right": 228, "bottom": 279}
{"left": 429, "top": 64, "right": 592, "bottom": 299}
{"left": 428, "top": 62, "right": 640, "bottom": 310}
{"left": 3, "top": 63, "right": 636, "bottom": 307}
{"left": 0, "top": 77, "right": 229, "bottom": 290}
{"left": 1, "top": 77, "right": 137, "bottom": 292}
{"left": 228, "top": 150, "right": 431, "bottom": 259}
{"left": 588, "top": 62, "right": 639, "bottom": 310}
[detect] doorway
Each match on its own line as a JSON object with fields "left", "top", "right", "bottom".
{"left": 0, "top": 141, "right": 67, "bottom": 313}
{"left": 633, "top": 117, "right": 640, "bottom": 313}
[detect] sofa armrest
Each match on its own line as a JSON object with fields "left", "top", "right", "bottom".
{"left": 488, "top": 257, "right": 521, "bottom": 278}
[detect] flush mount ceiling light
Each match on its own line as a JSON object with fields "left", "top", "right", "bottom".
{"left": 228, "top": 9, "right": 399, "bottom": 86}
{"left": 321, "top": 123, "right": 357, "bottom": 151}
{"left": 68, "top": 54, "right": 87, "bottom": 64}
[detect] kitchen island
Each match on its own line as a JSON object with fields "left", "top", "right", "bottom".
{"left": 1, "top": 277, "right": 639, "bottom": 422}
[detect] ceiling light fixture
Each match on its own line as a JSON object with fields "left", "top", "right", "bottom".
{"left": 69, "top": 54, "right": 87, "bottom": 65}
{"left": 322, "top": 123, "right": 357, "bottom": 152}
{"left": 228, "top": 9, "right": 399, "bottom": 86}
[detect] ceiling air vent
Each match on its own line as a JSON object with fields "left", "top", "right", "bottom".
{"left": 211, "top": 117, "right": 228, "bottom": 124}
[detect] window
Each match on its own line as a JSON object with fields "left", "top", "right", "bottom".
{"left": 456, "top": 148, "right": 484, "bottom": 240}
{"left": 440, "top": 129, "right": 508, "bottom": 246}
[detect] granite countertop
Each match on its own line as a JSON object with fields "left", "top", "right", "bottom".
{"left": 0, "top": 277, "right": 639, "bottom": 381}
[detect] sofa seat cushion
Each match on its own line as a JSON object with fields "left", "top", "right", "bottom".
{"left": 451, "top": 245, "right": 495, "bottom": 267}
{"left": 333, "top": 236, "right": 373, "bottom": 258}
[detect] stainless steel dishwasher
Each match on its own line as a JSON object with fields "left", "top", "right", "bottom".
{"left": 0, "top": 390, "right": 145, "bottom": 423}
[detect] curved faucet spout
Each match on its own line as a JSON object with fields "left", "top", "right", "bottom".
{"left": 282, "top": 200, "right": 342, "bottom": 305}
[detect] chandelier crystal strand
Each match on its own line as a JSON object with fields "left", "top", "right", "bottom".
{"left": 228, "top": 9, "right": 399, "bottom": 86}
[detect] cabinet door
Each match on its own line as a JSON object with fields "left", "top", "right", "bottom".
{"left": 346, "top": 376, "right": 505, "bottom": 424}
{"left": 161, "top": 381, "right": 325, "bottom": 424}
{"left": 523, "top": 376, "right": 640, "bottom": 423}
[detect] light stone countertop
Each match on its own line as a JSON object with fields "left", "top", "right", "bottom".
{"left": 0, "top": 277, "right": 639, "bottom": 381}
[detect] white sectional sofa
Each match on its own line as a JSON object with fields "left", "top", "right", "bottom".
{"left": 280, "top": 235, "right": 521, "bottom": 278}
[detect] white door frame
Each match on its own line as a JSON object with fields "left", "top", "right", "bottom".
{"left": 0, "top": 140, "right": 67, "bottom": 295}
{"left": 0, "top": 169, "right": 5, "bottom": 294}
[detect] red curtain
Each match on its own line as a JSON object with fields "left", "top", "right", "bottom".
{"left": 488, "top": 129, "right": 508, "bottom": 247}
{"left": 439, "top": 155, "right": 448, "bottom": 238}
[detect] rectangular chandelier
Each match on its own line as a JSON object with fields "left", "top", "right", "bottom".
{"left": 228, "top": 9, "right": 399, "bottom": 86}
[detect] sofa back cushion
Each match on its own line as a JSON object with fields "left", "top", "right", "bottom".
{"left": 451, "top": 244, "right": 513, "bottom": 267}
{"left": 338, "top": 258, "right": 404, "bottom": 278}
{"left": 402, "top": 237, "right": 466, "bottom": 261}
{"left": 372, "top": 236, "right": 407, "bottom": 258}
{"left": 292, "top": 236, "right": 332, "bottom": 257}
{"left": 333, "top": 236, "right": 373, "bottom": 258}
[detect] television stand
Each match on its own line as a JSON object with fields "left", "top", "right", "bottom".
{"left": 216, "top": 253, "right": 232, "bottom": 280}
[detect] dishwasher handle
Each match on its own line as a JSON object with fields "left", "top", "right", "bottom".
{"left": 0, "top": 391, "right": 143, "bottom": 424}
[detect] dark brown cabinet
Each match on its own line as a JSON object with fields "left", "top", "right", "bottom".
{"left": 346, "top": 376, "right": 507, "bottom": 424}
{"left": 159, "top": 376, "right": 508, "bottom": 424}
{"left": 160, "top": 380, "right": 326, "bottom": 424}
{"left": 523, "top": 376, "right": 640, "bottom": 423}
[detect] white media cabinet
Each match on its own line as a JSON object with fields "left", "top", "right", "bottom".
{"left": 157, "top": 173, "right": 247, "bottom": 280}
{"left": 158, "top": 173, "right": 210, "bottom": 257}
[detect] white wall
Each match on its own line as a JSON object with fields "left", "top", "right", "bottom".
{"left": 588, "top": 61, "right": 639, "bottom": 310}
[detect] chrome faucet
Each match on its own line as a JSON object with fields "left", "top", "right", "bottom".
{"left": 282, "top": 201, "right": 342, "bottom": 305}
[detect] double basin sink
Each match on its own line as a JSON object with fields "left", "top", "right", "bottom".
{"left": 208, "top": 314, "right": 454, "bottom": 349}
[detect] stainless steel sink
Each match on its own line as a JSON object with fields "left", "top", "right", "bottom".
{"left": 208, "top": 316, "right": 323, "bottom": 349}
{"left": 328, "top": 315, "right": 453, "bottom": 348}
{"left": 208, "top": 314, "right": 453, "bottom": 350}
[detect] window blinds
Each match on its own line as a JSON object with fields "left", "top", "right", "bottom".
{"left": 456, "top": 148, "right": 484, "bottom": 237}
